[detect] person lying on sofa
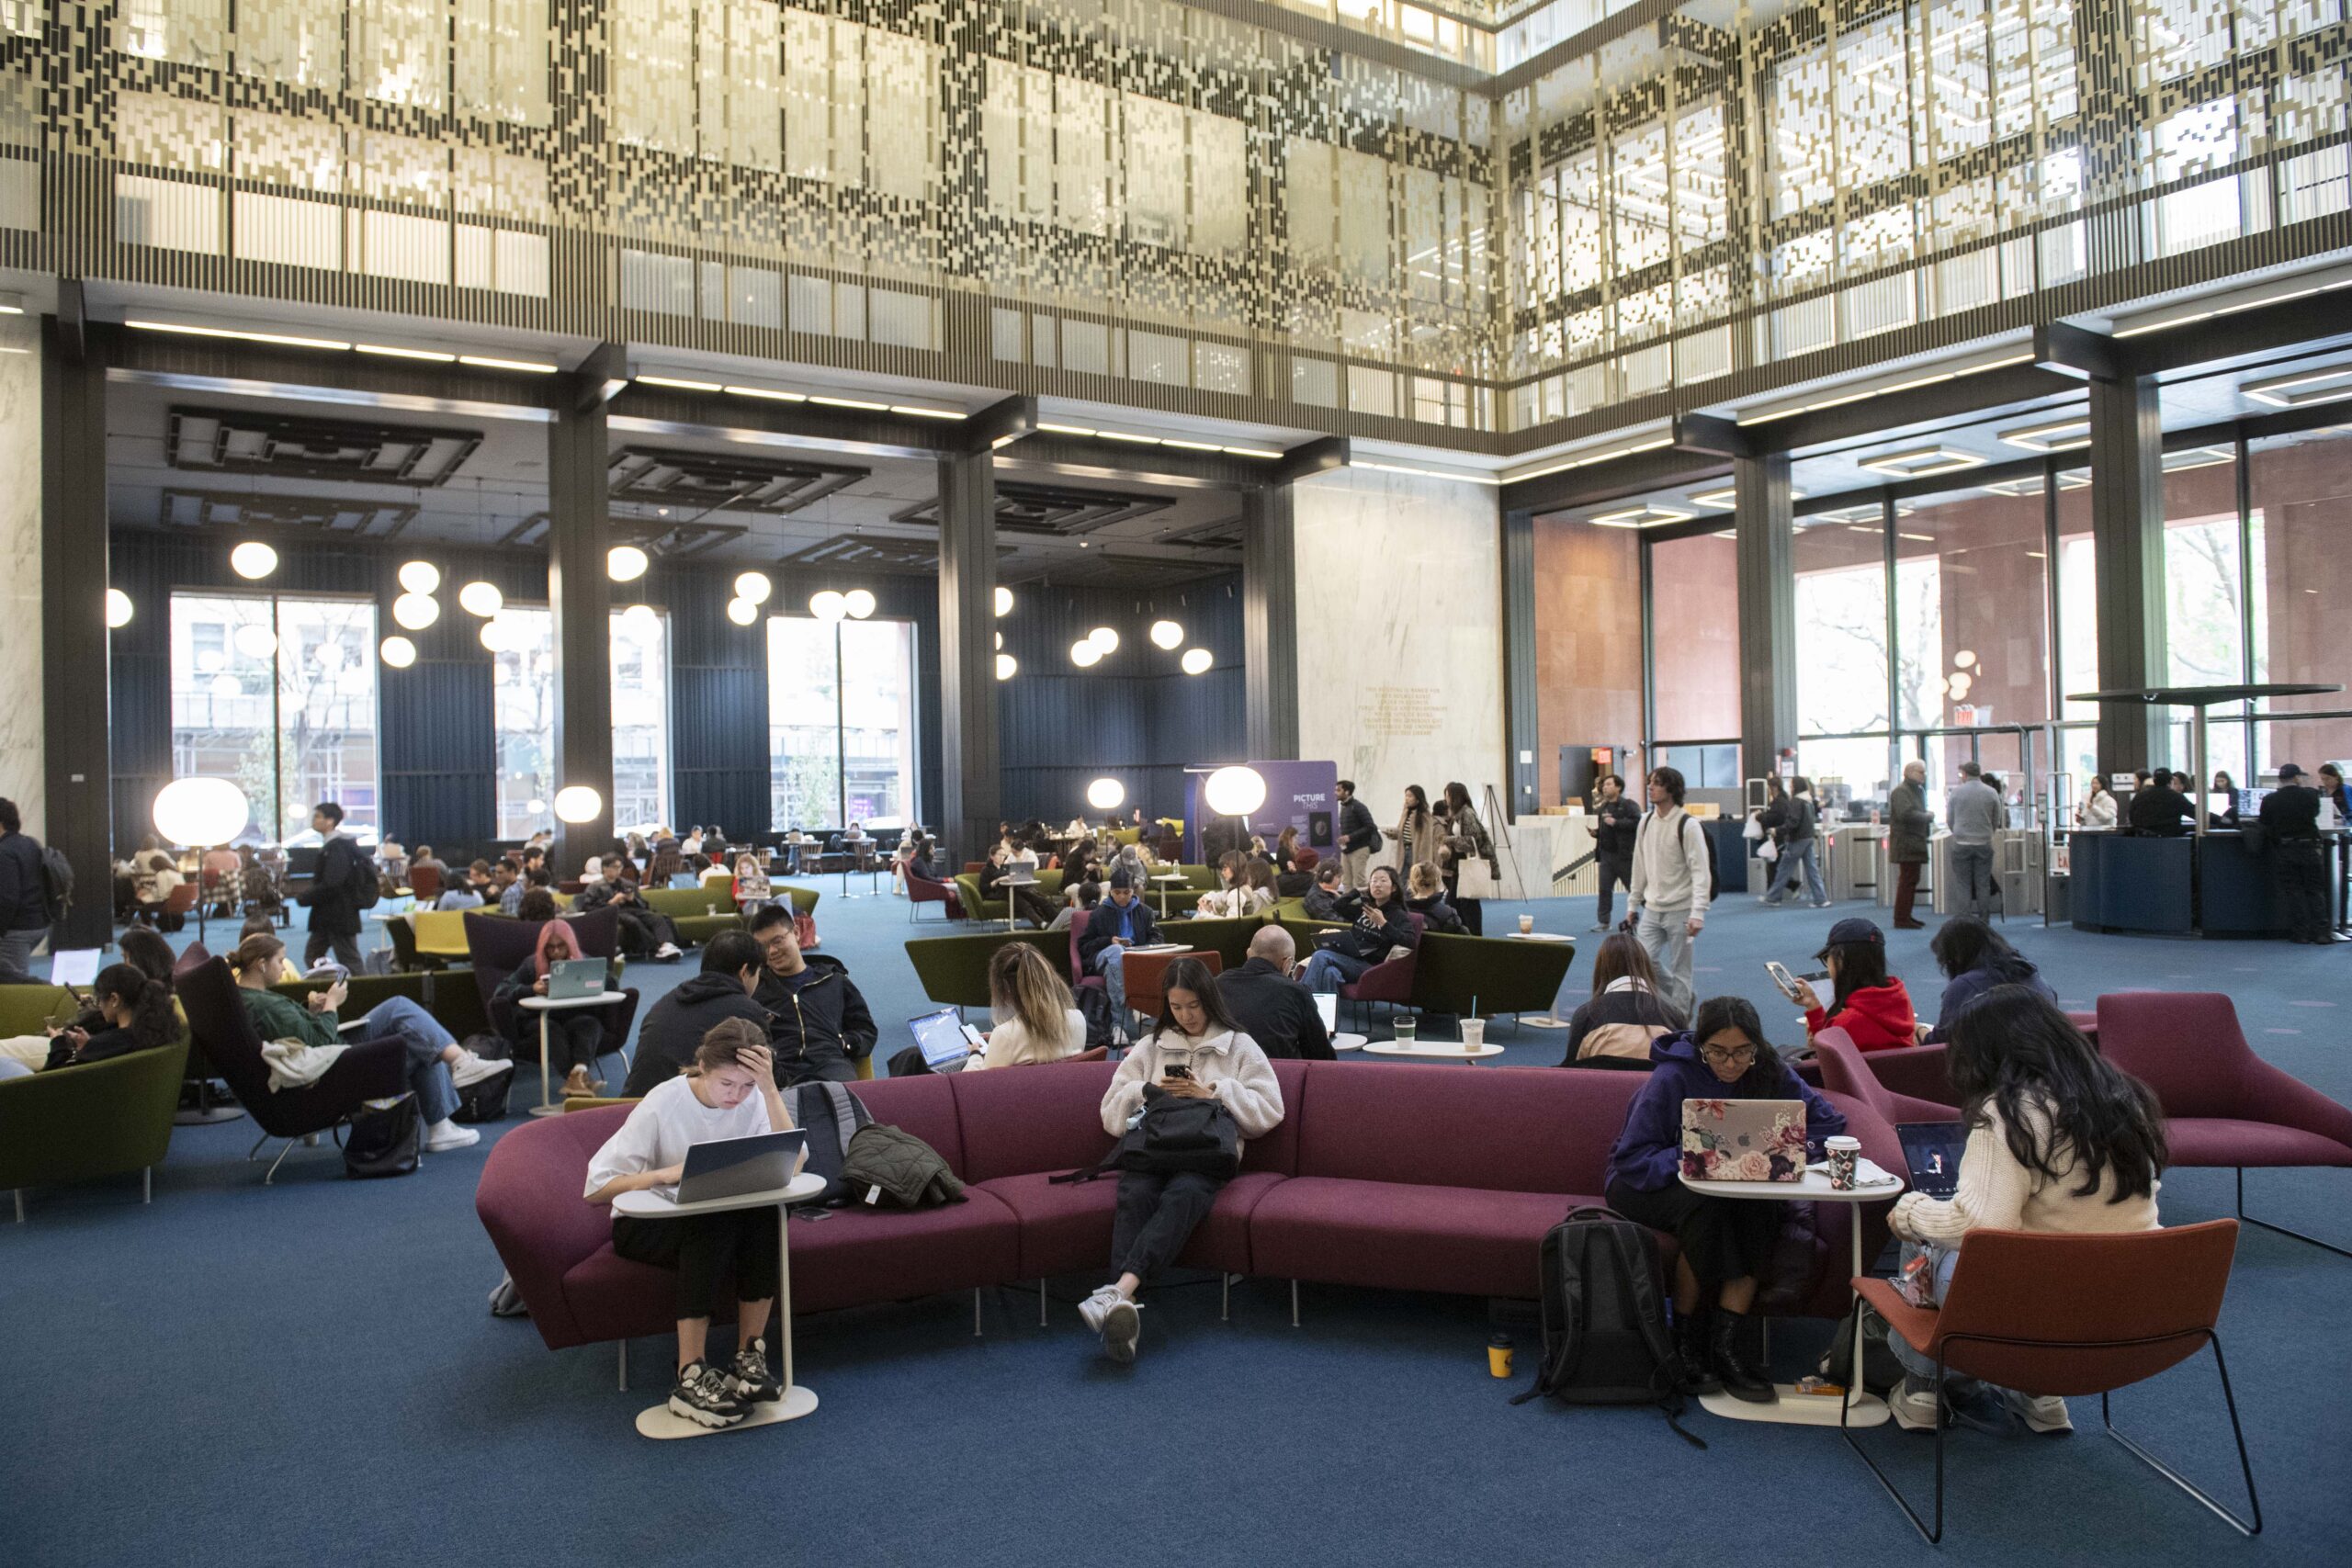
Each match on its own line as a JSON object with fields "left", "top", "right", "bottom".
{"left": 585, "top": 1020, "right": 801, "bottom": 1431}
{"left": 745, "top": 902, "right": 875, "bottom": 1085}
{"left": 231, "top": 931, "right": 508, "bottom": 1152}
{"left": 1602, "top": 995, "right": 1847, "bottom": 1403}
{"left": 621, "top": 931, "right": 774, "bottom": 1098}
{"left": 1883, "top": 986, "right": 2164, "bottom": 1437}
{"left": 1079, "top": 958, "right": 1283, "bottom": 1362}
{"left": 1298, "top": 866, "right": 1419, "bottom": 994}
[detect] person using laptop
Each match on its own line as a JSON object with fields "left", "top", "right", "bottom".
{"left": 1079, "top": 958, "right": 1283, "bottom": 1363}
{"left": 492, "top": 919, "right": 617, "bottom": 1100}
{"left": 964, "top": 943, "right": 1084, "bottom": 1071}
{"left": 1216, "top": 926, "right": 1333, "bottom": 1061}
{"left": 585, "top": 1018, "right": 801, "bottom": 1431}
{"left": 621, "top": 931, "right": 775, "bottom": 1098}
{"left": 1078, "top": 869, "right": 1163, "bottom": 1021}
{"left": 1789, "top": 918, "right": 1918, "bottom": 1053}
{"left": 1603, "top": 996, "right": 1847, "bottom": 1403}
{"left": 1883, "top": 987, "right": 2165, "bottom": 1437}
{"left": 745, "top": 902, "right": 876, "bottom": 1085}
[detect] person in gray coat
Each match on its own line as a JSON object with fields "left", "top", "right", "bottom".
{"left": 1887, "top": 761, "right": 1933, "bottom": 930}
{"left": 1944, "top": 761, "right": 2004, "bottom": 921}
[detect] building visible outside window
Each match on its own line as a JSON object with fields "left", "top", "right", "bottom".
{"left": 168, "top": 592, "right": 379, "bottom": 845}
{"left": 611, "top": 606, "right": 672, "bottom": 830}
{"left": 492, "top": 606, "right": 556, "bottom": 840}
{"left": 769, "top": 613, "right": 917, "bottom": 831}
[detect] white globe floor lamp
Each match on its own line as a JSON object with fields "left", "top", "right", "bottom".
{"left": 1202, "top": 765, "right": 1267, "bottom": 866}
{"left": 153, "top": 777, "right": 251, "bottom": 952}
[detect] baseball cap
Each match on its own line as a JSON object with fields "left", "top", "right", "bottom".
{"left": 2276, "top": 762, "right": 2305, "bottom": 781}
{"left": 1816, "top": 917, "right": 1884, "bottom": 960}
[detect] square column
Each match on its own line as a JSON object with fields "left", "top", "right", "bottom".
{"left": 548, "top": 376, "right": 614, "bottom": 870}
{"left": 1242, "top": 484, "right": 1300, "bottom": 761}
{"left": 2086, "top": 373, "right": 2168, "bottom": 772}
{"left": 936, "top": 449, "right": 1001, "bottom": 859}
{"left": 1735, "top": 451, "right": 1796, "bottom": 787}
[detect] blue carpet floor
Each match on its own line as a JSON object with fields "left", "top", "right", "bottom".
{"left": 6, "top": 882, "right": 2348, "bottom": 1567}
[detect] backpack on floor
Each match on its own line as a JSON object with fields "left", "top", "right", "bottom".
{"left": 452, "top": 1033, "right": 513, "bottom": 1124}
{"left": 337, "top": 1095, "right": 421, "bottom": 1179}
{"left": 1510, "top": 1206, "right": 1704, "bottom": 1449}
{"left": 789, "top": 1080, "right": 872, "bottom": 1205}
{"left": 1074, "top": 985, "right": 1119, "bottom": 1050}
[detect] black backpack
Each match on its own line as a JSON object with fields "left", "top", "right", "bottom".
{"left": 1051, "top": 1091, "right": 1241, "bottom": 1185}
{"left": 337, "top": 1095, "right": 421, "bottom": 1179}
{"left": 39, "top": 845, "right": 73, "bottom": 925}
{"left": 452, "top": 1033, "right": 513, "bottom": 1124}
{"left": 1510, "top": 1207, "right": 1704, "bottom": 1448}
{"left": 348, "top": 844, "right": 381, "bottom": 910}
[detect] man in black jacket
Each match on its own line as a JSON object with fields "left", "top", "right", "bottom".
{"left": 1217, "top": 927, "right": 1333, "bottom": 1060}
{"left": 2128, "top": 771, "right": 2198, "bottom": 837}
{"left": 1336, "top": 780, "right": 1382, "bottom": 891}
{"left": 745, "top": 902, "right": 876, "bottom": 1084}
{"left": 0, "top": 797, "right": 49, "bottom": 984}
{"left": 621, "top": 931, "right": 774, "bottom": 1095}
{"left": 1079, "top": 869, "right": 1162, "bottom": 1019}
{"left": 298, "top": 802, "right": 367, "bottom": 971}
{"left": 1589, "top": 773, "right": 1642, "bottom": 932}
{"left": 2261, "top": 763, "right": 2335, "bottom": 944}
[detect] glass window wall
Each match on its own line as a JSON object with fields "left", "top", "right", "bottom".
{"left": 767, "top": 614, "right": 915, "bottom": 832}
{"left": 1646, "top": 531, "right": 1740, "bottom": 747}
{"left": 610, "top": 607, "right": 671, "bottom": 829}
{"left": 491, "top": 606, "right": 555, "bottom": 839}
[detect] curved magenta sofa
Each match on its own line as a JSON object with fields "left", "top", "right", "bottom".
{"left": 475, "top": 1060, "right": 1902, "bottom": 1351}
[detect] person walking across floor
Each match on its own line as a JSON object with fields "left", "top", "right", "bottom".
{"left": 1589, "top": 773, "right": 1641, "bottom": 933}
{"left": 1945, "top": 761, "right": 2002, "bottom": 920}
{"left": 1625, "top": 766, "right": 1710, "bottom": 1020}
{"left": 1887, "top": 760, "right": 1933, "bottom": 929}
{"left": 1392, "top": 785, "right": 1443, "bottom": 875}
{"left": 2261, "top": 763, "right": 2335, "bottom": 944}
{"left": 0, "top": 798, "right": 51, "bottom": 986}
{"left": 1335, "top": 779, "right": 1381, "bottom": 890}
{"left": 297, "top": 802, "right": 369, "bottom": 972}
{"left": 1759, "top": 774, "right": 1829, "bottom": 909}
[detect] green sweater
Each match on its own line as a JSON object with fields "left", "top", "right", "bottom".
{"left": 238, "top": 986, "right": 340, "bottom": 1050}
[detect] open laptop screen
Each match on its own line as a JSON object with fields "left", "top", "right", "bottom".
{"left": 1314, "top": 992, "right": 1338, "bottom": 1033}
{"left": 909, "top": 1009, "right": 973, "bottom": 1070}
{"left": 1895, "top": 1122, "right": 1967, "bottom": 1201}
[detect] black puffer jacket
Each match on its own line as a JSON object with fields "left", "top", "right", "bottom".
{"left": 620, "top": 969, "right": 775, "bottom": 1097}
{"left": 752, "top": 954, "right": 877, "bottom": 1085}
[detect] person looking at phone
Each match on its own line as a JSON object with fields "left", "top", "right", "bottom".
{"left": 1789, "top": 917, "right": 1917, "bottom": 1052}
{"left": 1603, "top": 996, "right": 1847, "bottom": 1402}
{"left": 585, "top": 1018, "right": 802, "bottom": 1429}
{"left": 1298, "top": 864, "right": 1419, "bottom": 994}
{"left": 31, "top": 963, "right": 179, "bottom": 1073}
{"left": 1079, "top": 868, "right": 1163, "bottom": 1021}
{"left": 1080, "top": 958, "right": 1283, "bottom": 1361}
{"left": 967, "top": 942, "right": 1086, "bottom": 1070}
{"left": 231, "top": 931, "right": 506, "bottom": 1151}
{"left": 1625, "top": 766, "right": 1710, "bottom": 1018}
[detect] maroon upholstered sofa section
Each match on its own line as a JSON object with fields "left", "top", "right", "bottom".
{"left": 475, "top": 1058, "right": 1897, "bottom": 1351}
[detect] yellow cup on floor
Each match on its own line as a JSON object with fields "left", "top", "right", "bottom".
{"left": 1487, "top": 1334, "right": 1513, "bottom": 1378}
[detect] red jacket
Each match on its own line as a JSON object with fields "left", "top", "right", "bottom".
{"left": 1806, "top": 978, "right": 1918, "bottom": 1053}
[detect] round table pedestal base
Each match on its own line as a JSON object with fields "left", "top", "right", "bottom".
{"left": 1699, "top": 1387, "right": 1889, "bottom": 1427}
{"left": 1515, "top": 1016, "right": 1571, "bottom": 1030}
{"left": 526, "top": 1101, "right": 567, "bottom": 1118}
{"left": 636, "top": 1382, "right": 818, "bottom": 1438}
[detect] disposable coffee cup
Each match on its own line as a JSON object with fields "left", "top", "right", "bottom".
{"left": 1517, "top": 914, "right": 1535, "bottom": 934}
{"left": 1488, "top": 1334, "right": 1513, "bottom": 1379}
{"left": 1393, "top": 1016, "right": 1418, "bottom": 1044}
{"left": 1825, "top": 1134, "right": 1861, "bottom": 1190}
{"left": 1460, "top": 1018, "right": 1486, "bottom": 1051}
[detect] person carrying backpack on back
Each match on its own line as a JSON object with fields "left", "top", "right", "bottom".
{"left": 0, "top": 798, "right": 51, "bottom": 985}
{"left": 1625, "top": 766, "right": 1711, "bottom": 1019}
{"left": 297, "top": 801, "right": 370, "bottom": 972}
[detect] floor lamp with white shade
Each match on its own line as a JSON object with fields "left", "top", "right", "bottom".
{"left": 153, "top": 777, "right": 251, "bottom": 951}
{"left": 1202, "top": 766, "right": 1267, "bottom": 866}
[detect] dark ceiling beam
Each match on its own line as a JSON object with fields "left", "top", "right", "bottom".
{"left": 2033, "top": 321, "right": 2124, "bottom": 382}
{"left": 1498, "top": 444, "right": 1728, "bottom": 516}
{"left": 997, "top": 432, "right": 1342, "bottom": 492}
{"left": 1733, "top": 362, "right": 2082, "bottom": 453}
{"left": 605, "top": 384, "right": 993, "bottom": 460}
{"left": 1670, "top": 412, "right": 1753, "bottom": 457}
{"left": 1272, "top": 435, "right": 1350, "bottom": 486}
{"left": 2099, "top": 287, "right": 2352, "bottom": 378}
{"left": 55, "top": 278, "right": 85, "bottom": 364}
{"left": 964, "top": 394, "right": 1037, "bottom": 453}
{"left": 103, "top": 330, "right": 560, "bottom": 419}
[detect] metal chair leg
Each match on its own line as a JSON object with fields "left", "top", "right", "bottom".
{"left": 247, "top": 1132, "right": 272, "bottom": 1161}
{"left": 143, "top": 1167, "right": 153, "bottom": 1204}
{"left": 1221, "top": 1272, "right": 1231, "bottom": 1322}
{"left": 12, "top": 1190, "right": 21, "bottom": 1224}
{"left": 1039, "top": 1278, "right": 1047, "bottom": 1328}
{"left": 263, "top": 1139, "right": 300, "bottom": 1185}
{"left": 2235, "top": 1167, "right": 2351, "bottom": 1259}
{"left": 974, "top": 1288, "right": 984, "bottom": 1337}
{"left": 2102, "top": 1334, "right": 2262, "bottom": 1536}
{"left": 1838, "top": 1297, "right": 1945, "bottom": 1543}
{"left": 1291, "top": 1280, "right": 1301, "bottom": 1328}
{"left": 617, "top": 1340, "right": 628, "bottom": 1392}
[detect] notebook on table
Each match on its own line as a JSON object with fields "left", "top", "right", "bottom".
{"left": 1895, "top": 1122, "right": 1968, "bottom": 1201}
{"left": 547, "top": 957, "right": 605, "bottom": 1000}
{"left": 673, "top": 1129, "right": 809, "bottom": 1206}
{"left": 909, "top": 1008, "right": 982, "bottom": 1073}
{"left": 1679, "top": 1099, "right": 1808, "bottom": 1181}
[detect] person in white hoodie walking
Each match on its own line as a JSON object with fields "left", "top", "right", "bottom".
{"left": 1080, "top": 957, "right": 1283, "bottom": 1362}
{"left": 1625, "top": 765, "right": 1711, "bottom": 1019}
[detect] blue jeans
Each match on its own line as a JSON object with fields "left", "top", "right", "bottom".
{"left": 1763, "top": 840, "right": 1826, "bottom": 906}
{"left": 0, "top": 928, "right": 40, "bottom": 986}
{"left": 362, "top": 995, "right": 458, "bottom": 1124}
{"left": 1092, "top": 945, "right": 1128, "bottom": 1015}
{"left": 1300, "top": 950, "right": 1372, "bottom": 993}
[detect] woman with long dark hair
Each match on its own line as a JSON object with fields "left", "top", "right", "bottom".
{"left": 40, "top": 963, "right": 180, "bottom": 1071}
{"left": 1923, "top": 916, "right": 2056, "bottom": 1042}
{"left": 1079, "top": 956, "right": 1283, "bottom": 1363}
{"left": 1789, "top": 917, "right": 1917, "bottom": 1051}
{"left": 1884, "top": 987, "right": 2165, "bottom": 1435}
{"left": 1392, "top": 785, "right": 1442, "bottom": 874}
{"left": 1561, "top": 932, "right": 1685, "bottom": 1068}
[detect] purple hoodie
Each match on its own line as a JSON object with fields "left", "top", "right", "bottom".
{"left": 1605, "top": 1031, "right": 1848, "bottom": 1193}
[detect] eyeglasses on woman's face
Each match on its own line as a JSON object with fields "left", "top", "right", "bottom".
{"left": 1697, "top": 1042, "right": 1757, "bottom": 1068}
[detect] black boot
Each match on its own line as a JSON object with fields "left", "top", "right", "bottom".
{"left": 1674, "top": 1308, "right": 1723, "bottom": 1395}
{"left": 1710, "top": 1309, "right": 1775, "bottom": 1404}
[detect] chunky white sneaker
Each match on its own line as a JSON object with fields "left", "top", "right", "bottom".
{"left": 1077, "top": 1285, "right": 1122, "bottom": 1335}
{"left": 423, "top": 1121, "right": 481, "bottom": 1152}
{"left": 1102, "top": 1298, "right": 1141, "bottom": 1362}
{"left": 1888, "top": 1375, "right": 1941, "bottom": 1433}
{"left": 2007, "top": 1391, "right": 2073, "bottom": 1436}
{"left": 448, "top": 1052, "right": 514, "bottom": 1089}
{"left": 654, "top": 942, "right": 683, "bottom": 960}
{"left": 668, "top": 1360, "right": 746, "bottom": 1428}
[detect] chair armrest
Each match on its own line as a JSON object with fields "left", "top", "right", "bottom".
{"left": 1867, "top": 1043, "right": 1957, "bottom": 1109}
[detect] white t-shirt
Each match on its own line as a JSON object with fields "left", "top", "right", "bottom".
{"left": 584, "top": 1075, "right": 774, "bottom": 1198}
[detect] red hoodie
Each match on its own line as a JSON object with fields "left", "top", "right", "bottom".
{"left": 1806, "top": 978, "right": 1918, "bottom": 1053}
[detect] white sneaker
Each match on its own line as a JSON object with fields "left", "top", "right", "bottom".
{"left": 1888, "top": 1375, "right": 1940, "bottom": 1433}
{"left": 423, "top": 1121, "right": 481, "bottom": 1152}
{"left": 1077, "top": 1285, "right": 1122, "bottom": 1335}
{"left": 448, "top": 1052, "right": 514, "bottom": 1089}
{"left": 654, "top": 942, "right": 683, "bottom": 960}
{"left": 2007, "top": 1391, "right": 2073, "bottom": 1436}
{"left": 1102, "top": 1297, "right": 1141, "bottom": 1362}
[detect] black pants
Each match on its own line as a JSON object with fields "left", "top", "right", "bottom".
{"left": 522, "top": 1012, "right": 605, "bottom": 1073}
{"left": 613, "top": 908, "right": 679, "bottom": 956}
{"left": 2276, "top": 845, "right": 2333, "bottom": 942}
{"left": 1606, "top": 1177, "right": 1781, "bottom": 1288}
{"left": 305, "top": 929, "right": 362, "bottom": 971}
{"left": 1010, "top": 887, "right": 1058, "bottom": 928}
{"left": 1111, "top": 1169, "right": 1227, "bottom": 1280}
{"left": 613, "top": 1211, "right": 780, "bottom": 1321}
{"left": 1596, "top": 855, "right": 1632, "bottom": 927}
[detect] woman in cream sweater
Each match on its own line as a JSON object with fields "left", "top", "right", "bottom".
{"left": 967, "top": 942, "right": 1085, "bottom": 1070}
{"left": 1886, "top": 986, "right": 2166, "bottom": 1436}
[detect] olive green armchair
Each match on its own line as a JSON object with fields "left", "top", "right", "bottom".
{"left": 2, "top": 1039, "right": 189, "bottom": 1220}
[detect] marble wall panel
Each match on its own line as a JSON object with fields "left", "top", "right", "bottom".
{"left": 0, "top": 317, "right": 39, "bottom": 836}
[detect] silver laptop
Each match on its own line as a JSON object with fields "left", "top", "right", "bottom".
{"left": 547, "top": 957, "right": 604, "bottom": 1000}
{"left": 675, "top": 1129, "right": 809, "bottom": 1206}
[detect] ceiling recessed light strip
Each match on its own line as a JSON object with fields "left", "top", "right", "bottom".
{"left": 1588, "top": 503, "right": 1692, "bottom": 528}
{"left": 1505, "top": 433, "right": 1675, "bottom": 485}
{"left": 1735, "top": 350, "right": 2036, "bottom": 426}
{"left": 1998, "top": 415, "right": 2093, "bottom": 452}
{"left": 2242, "top": 363, "right": 2352, "bottom": 408}
{"left": 639, "top": 374, "right": 724, "bottom": 392}
{"left": 458, "top": 355, "right": 558, "bottom": 373}
{"left": 1353, "top": 460, "right": 1502, "bottom": 486}
{"left": 356, "top": 344, "right": 458, "bottom": 363}
{"left": 2162, "top": 445, "right": 2235, "bottom": 472}
{"left": 126, "top": 318, "right": 571, "bottom": 374}
{"left": 1857, "top": 446, "right": 1986, "bottom": 479}
{"left": 126, "top": 319, "right": 351, "bottom": 352}
{"left": 1029, "top": 420, "right": 1280, "bottom": 457}
{"left": 2115, "top": 274, "right": 2352, "bottom": 339}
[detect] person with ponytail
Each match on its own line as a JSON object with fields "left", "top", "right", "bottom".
{"left": 231, "top": 931, "right": 508, "bottom": 1152}
{"left": 38, "top": 964, "right": 179, "bottom": 1071}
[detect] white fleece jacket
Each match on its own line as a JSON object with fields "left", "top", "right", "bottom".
{"left": 1100, "top": 1026, "right": 1284, "bottom": 1140}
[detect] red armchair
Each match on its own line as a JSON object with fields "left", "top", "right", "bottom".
{"left": 906, "top": 866, "right": 961, "bottom": 922}
{"left": 1068, "top": 923, "right": 1103, "bottom": 998}
{"left": 1125, "top": 949, "right": 1221, "bottom": 1022}
{"left": 1813, "top": 1029, "right": 1957, "bottom": 1124}
{"left": 1844, "top": 1222, "right": 2255, "bottom": 1543}
{"left": 2096, "top": 991, "right": 2352, "bottom": 1258}
{"left": 1339, "top": 919, "right": 1422, "bottom": 1032}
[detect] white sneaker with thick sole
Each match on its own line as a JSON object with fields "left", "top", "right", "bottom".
{"left": 423, "top": 1122, "right": 481, "bottom": 1152}
{"left": 2007, "top": 1392, "right": 2073, "bottom": 1435}
{"left": 1102, "top": 1298, "right": 1141, "bottom": 1361}
{"left": 654, "top": 942, "right": 683, "bottom": 960}
{"left": 448, "top": 1052, "right": 514, "bottom": 1089}
{"left": 1888, "top": 1377, "right": 1941, "bottom": 1433}
{"left": 1077, "top": 1285, "right": 1122, "bottom": 1334}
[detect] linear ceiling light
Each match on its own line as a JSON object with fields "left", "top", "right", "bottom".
{"left": 126, "top": 319, "right": 352, "bottom": 352}
{"left": 1352, "top": 460, "right": 1501, "bottom": 486}
{"left": 725, "top": 384, "right": 805, "bottom": 401}
{"left": 1505, "top": 434, "right": 1675, "bottom": 484}
{"left": 457, "top": 354, "right": 557, "bottom": 373}
{"left": 1736, "top": 351, "right": 2036, "bottom": 425}
{"left": 2115, "top": 274, "right": 2352, "bottom": 338}
{"left": 2163, "top": 445, "right": 2235, "bottom": 472}
{"left": 1998, "top": 415, "right": 2093, "bottom": 452}
{"left": 356, "top": 344, "right": 458, "bottom": 363}
{"left": 809, "top": 394, "right": 888, "bottom": 412}
{"left": 1858, "top": 446, "right": 1986, "bottom": 479}
{"left": 639, "top": 374, "right": 724, "bottom": 391}
{"left": 1589, "top": 504, "right": 1692, "bottom": 528}
{"left": 2242, "top": 363, "right": 2352, "bottom": 408}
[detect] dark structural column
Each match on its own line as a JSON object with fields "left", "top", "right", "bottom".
{"left": 42, "top": 306, "right": 111, "bottom": 950}
{"left": 1734, "top": 451, "right": 1796, "bottom": 785}
{"left": 2086, "top": 372, "right": 2168, "bottom": 772}
{"left": 1240, "top": 483, "right": 1299, "bottom": 761}
{"left": 1500, "top": 507, "right": 1540, "bottom": 821}
{"left": 547, "top": 367, "right": 615, "bottom": 872}
{"left": 936, "top": 447, "right": 1000, "bottom": 859}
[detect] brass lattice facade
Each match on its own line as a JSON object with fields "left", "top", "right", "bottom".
{"left": 7, "top": 0, "right": 2349, "bottom": 452}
